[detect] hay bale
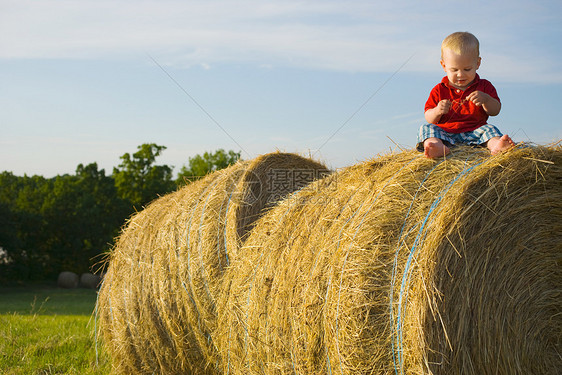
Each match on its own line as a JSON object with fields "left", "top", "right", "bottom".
{"left": 96, "top": 152, "right": 329, "bottom": 374}
{"left": 80, "top": 273, "right": 101, "bottom": 289}
{"left": 57, "top": 271, "right": 79, "bottom": 289}
{"left": 216, "top": 145, "right": 561, "bottom": 374}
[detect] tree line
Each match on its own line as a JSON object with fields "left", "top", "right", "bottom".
{"left": 0, "top": 144, "right": 240, "bottom": 283}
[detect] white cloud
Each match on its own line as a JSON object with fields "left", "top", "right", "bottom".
{"left": 1, "top": 0, "right": 561, "bottom": 83}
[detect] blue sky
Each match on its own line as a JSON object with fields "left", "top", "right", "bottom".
{"left": 1, "top": 0, "right": 561, "bottom": 177}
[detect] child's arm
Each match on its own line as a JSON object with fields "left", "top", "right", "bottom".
{"left": 467, "top": 91, "right": 501, "bottom": 116}
{"left": 424, "top": 99, "right": 451, "bottom": 124}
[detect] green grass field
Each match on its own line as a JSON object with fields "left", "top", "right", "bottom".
{"left": 0, "top": 284, "right": 111, "bottom": 375}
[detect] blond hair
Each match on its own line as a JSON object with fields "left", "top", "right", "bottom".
{"left": 441, "top": 31, "right": 480, "bottom": 59}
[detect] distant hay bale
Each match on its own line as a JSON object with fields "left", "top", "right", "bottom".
{"left": 80, "top": 273, "right": 101, "bottom": 289}
{"left": 216, "top": 145, "right": 561, "bottom": 375}
{"left": 96, "top": 152, "right": 329, "bottom": 375}
{"left": 57, "top": 271, "right": 79, "bottom": 289}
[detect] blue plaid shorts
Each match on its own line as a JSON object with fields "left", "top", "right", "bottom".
{"left": 416, "top": 123, "right": 503, "bottom": 152}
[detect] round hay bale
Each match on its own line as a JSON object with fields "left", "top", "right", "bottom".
{"left": 216, "top": 145, "right": 561, "bottom": 374}
{"left": 80, "top": 273, "right": 101, "bottom": 289}
{"left": 96, "top": 152, "right": 329, "bottom": 374}
{"left": 57, "top": 271, "right": 79, "bottom": 289}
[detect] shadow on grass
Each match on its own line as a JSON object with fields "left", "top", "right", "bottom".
{"left": 0, "top": 284, "right": 98, "bottom": 316}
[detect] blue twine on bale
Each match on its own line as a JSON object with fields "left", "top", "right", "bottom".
{"left": 331, "top": 157, "right": 417, "bottom": 372}
{"left": 195, "top": 179, "right": 219, "bottom": 307}
{"left": 183, "top": 174, "right": 229, "bottom": 313}
{"left": 221, "top": 189, "right": 235, "bottom": 267}
{"left": 221, "top": 167, "right": 248, "bottom": 269}
{"left": 390, "top": 156, "right": 485, "bottom": 374}
{"left": 389, "top": 159, "right": 443, "bottom": 374}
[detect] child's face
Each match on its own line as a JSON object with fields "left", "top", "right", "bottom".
{"left": 440, "top": 48, "right": 481, "bottom": 89}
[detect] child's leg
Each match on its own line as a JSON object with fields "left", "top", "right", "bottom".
{"left": 486, "top": 134, "right": 515, "bottom": 155}
{"left": 423, "top": 137, "right": 450, "bottom": 158}
{"left": 417, "top": 124, "right": 453, "bottom": 158}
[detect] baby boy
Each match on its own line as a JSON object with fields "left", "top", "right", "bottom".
{"left": 418, "top": 31, "right": 514, "bottom": 158}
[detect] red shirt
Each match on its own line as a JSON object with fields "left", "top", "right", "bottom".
{"left": 425, "top": 74, "right": 500, "bottom": 133}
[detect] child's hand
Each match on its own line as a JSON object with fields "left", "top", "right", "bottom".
{"left": 435, "top": 99, "right": 452, "bottom": 115}
{"left": 466, "top": 90, "right": 501, "bottom": 116}
{"left": 424, "top": 99, "right": 453, "bottom": 124}
{"left": 466, "top": 91, "right": 491, "bottom": 106}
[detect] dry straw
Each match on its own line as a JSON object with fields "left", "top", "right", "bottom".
{"left": 216, "top": 144, "right": 561, "bottom": 375}
{"left": 97, "top": 152, "right": 329, "bottom": 375}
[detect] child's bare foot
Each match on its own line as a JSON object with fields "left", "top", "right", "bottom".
{"left": 487, "top": 134, "right": 515, "bottom": 155}
{"left": 424, "top": 138, "right": 450, "bottom": 158}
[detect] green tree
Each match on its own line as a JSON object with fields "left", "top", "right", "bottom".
{"left": 113, "top": 143, "right": 175, "bottom": 209}
{"left": 39, "top": 163, "right": 130, "bottom": 277}
{"left": 0, "top": 201, "right": 17, "bottom": 263}
{"left": 0, "top": 172, "right": 51, "bottom": 281}
{"left": 0, "top": 164, "right": 131, "bottom": 282}
{"left": 75, "top": 163, "right": 130, "bottom": 252}
{"left": 0, "top": 144, "right": 241, "bottom": 283}
{"left": 176, "top": 149, "right": 241, "bottom": 186}
{"left": 0, "top": 172, "right": 22, "bottom": 265}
